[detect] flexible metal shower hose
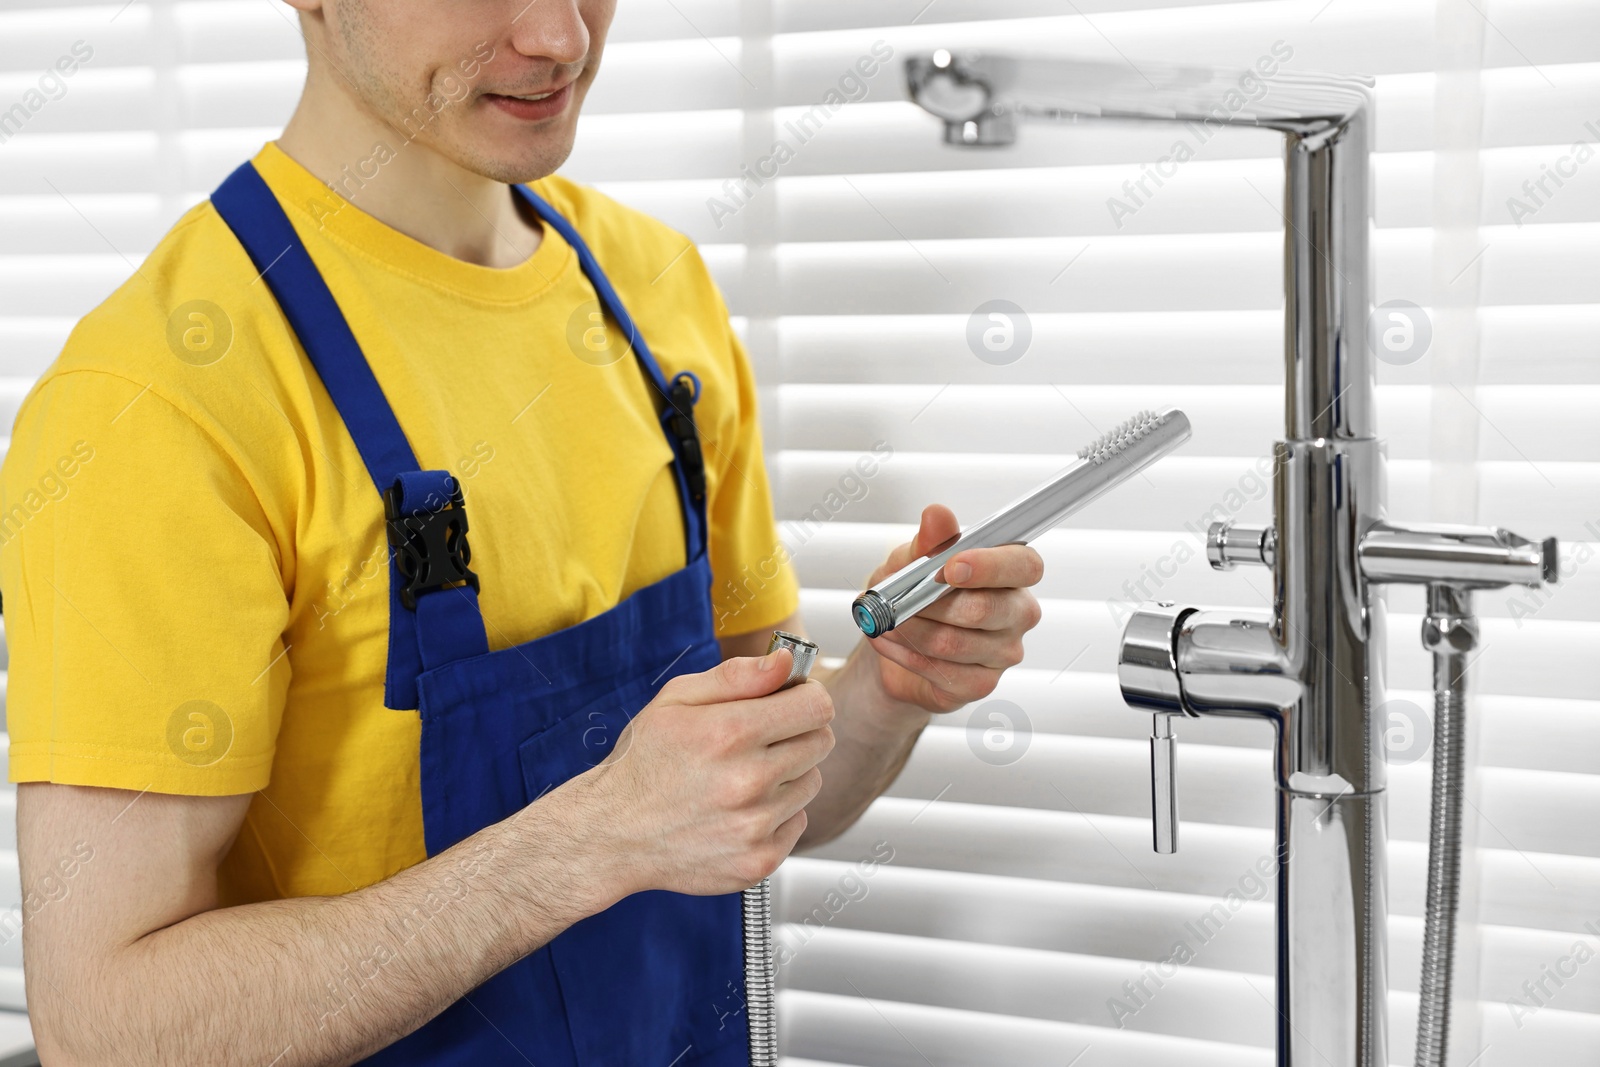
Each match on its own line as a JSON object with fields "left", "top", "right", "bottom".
{"left": 1414, "top": 648, "right": 1468, "bottom": 1067}
{"left": 743, "top": 876, "right": 778, "bottom": 1066}
{"left": 747, "top": 631, "right": 817, "bottom": 1066}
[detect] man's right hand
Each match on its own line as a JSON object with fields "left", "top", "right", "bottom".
{"left": 18, "top": 650, "right": 832, "bottom": 1067}
{"left": 563, "top": 648, "right": 835, "bottom": 899}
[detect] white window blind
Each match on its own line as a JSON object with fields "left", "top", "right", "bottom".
{"left": 0, "top": 2, "right": 1596, "bottom": 1065}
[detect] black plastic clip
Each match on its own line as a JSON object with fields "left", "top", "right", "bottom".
{"left": 383, "top": 481, "right": 479, "bottom": 611}
{"left": 664, "top": 372, "right": 707, "bottom": 504}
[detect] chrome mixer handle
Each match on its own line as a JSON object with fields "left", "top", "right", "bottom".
{"left": 1117, "top": 602, "right": 1193, "bottom": 855}
{"left": 1151, "top": 712, "right": 1180, "bottom": 854}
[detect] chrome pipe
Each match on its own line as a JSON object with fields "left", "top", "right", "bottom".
{"left": 1278, "top": 790, "right": 1385, "bottom": 1065}
{"left": 1359, "top": 523, "right": 1557, "bottom": 588}
{"left": 852, "top": 409, "right": 1191, "bottom": 637}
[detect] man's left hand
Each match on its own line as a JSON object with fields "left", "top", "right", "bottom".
{"left": 861, "top": 503, "right": 1044, "bottom": 713}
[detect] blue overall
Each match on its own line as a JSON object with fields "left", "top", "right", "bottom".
{"left": 211, "top": 162, "right": 750, "bottom": 1066}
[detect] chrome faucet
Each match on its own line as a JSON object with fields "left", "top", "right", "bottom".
{"left": 907, "top": 52, "right": 1560, "bottom": 1067}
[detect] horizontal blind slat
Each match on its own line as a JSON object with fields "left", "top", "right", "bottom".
{"left": 775, "top": 383, "right": 1600, "bottom": 461}
{"left": 768, "top": 306, "right": 1600, "bottom": 386}
{"left": 781, "top": 984, "right": 1274, "bottom": 1067}
{"left": 802, "top": 797, "right": 1599, "bottom": 933}
{"left": 874, "top": 728, "right": 1600, "bottom": 855}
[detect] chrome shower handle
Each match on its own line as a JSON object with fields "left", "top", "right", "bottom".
{"left": 1151, "top": 712, "right": 1180, "bottom": 854}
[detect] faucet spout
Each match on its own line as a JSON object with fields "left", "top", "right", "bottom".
{"left": 906, "top": 50, "right": 1373, "bottom": 133}
{"left": 906, "top": 49, "right": 1376, "bottom": 441}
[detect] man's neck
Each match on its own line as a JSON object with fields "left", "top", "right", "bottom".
{"left": 277, "top": 76, "right": 542, "bottom": 270}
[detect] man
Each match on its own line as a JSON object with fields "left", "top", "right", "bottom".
{"left": 1, "top": 1, "right": 1042, "bottom": 1063}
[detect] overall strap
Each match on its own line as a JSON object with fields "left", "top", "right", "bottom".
{"left": 211, "top": 162, "right": 489, "bottom": 710}
{"left": 513, "top": 185, "right": 711, "bottom": 565}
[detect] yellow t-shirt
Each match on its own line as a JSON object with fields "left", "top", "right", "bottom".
{"left": 0, "top": 142, "right": 799, "bottom": 904}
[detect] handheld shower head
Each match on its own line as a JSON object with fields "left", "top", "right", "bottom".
{"left": 852, "top": 408, "right": 1192, "bottom": 637}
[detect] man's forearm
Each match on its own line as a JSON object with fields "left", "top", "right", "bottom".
{"left": 800, "top": 640, "right": 931, "bottom": 847}
{"left": 30, "top": 785, "right": 620, "bottom": 1067}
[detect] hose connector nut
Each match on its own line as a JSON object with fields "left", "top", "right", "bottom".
{"left": 766, "top": 630, "right": 819, "bottom": 690}
{"left": 1421, "top": 613, "right": 1478, "bottom": 655}
{"left": 1422, "top": 583, "right": 1478, "bottom": 655}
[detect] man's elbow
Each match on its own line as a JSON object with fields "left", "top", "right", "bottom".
{"left": 27, "top": 971, "right": 127, "bottom": 1067}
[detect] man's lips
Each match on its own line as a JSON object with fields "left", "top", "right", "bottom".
{"left": 482, "top": 82, "right": 574, "bottom": 121}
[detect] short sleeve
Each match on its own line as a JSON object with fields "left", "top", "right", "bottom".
{"left": 1, "top": 370, "right": 290, "bottom": 796}
{"left": 704, "top": 327, "right": 800, "bottom": 639}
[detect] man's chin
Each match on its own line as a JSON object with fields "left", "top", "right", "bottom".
{"left": 452, "top": 135, "right": 578, "bottom": 187}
